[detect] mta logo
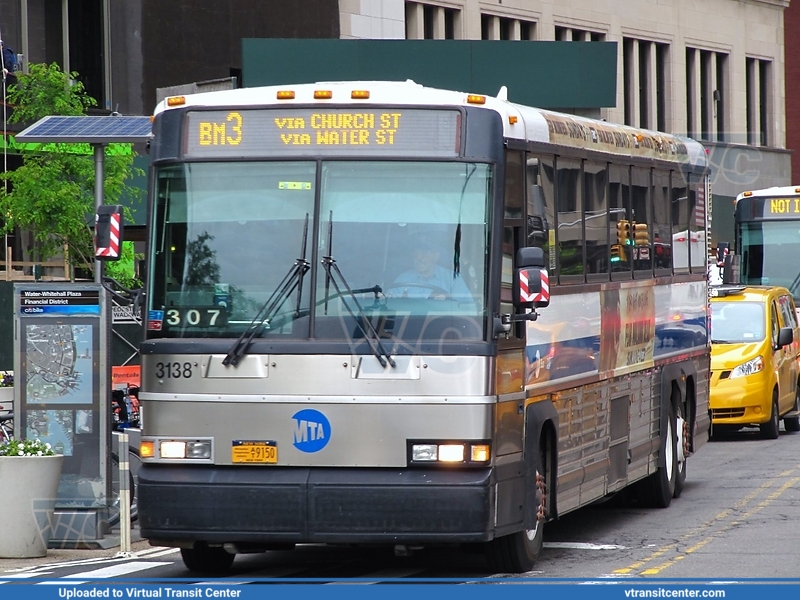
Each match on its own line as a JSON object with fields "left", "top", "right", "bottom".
{"left": 292, "top": 409, "right": 331, "bottom": 453}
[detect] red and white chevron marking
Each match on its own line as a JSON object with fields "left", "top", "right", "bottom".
{"left": 519, "top": 270, "right": 534, "bottom": 302}
{"left": 96, "top": 212, "right": 121, "bottom": 258}
{"left": 532, "top": 269, "right": 549, "bottom": 304}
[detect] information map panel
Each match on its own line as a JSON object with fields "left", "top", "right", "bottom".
{"left": 14, "top": 284, "right": 109, "bottom": 512}
{"left": 182, "top": 108, "right": 461, "bottom": 158}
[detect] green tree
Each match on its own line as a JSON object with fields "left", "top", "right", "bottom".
{"left": 0, "top": 62, "right": 144, "bottom": 280}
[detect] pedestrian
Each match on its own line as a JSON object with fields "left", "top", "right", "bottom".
{"left": 1, "top": 40, "right": 17, "bottom": 80}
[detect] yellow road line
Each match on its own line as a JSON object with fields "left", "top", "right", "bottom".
{"left": 613, "top": 468, "right": 800, "bottom": 576}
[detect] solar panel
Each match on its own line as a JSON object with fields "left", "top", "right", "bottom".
{"left": 16, "top": 115, "right": 153, "bottom": 143}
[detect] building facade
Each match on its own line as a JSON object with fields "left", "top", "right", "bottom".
{"left": 0, "top": 0, "right": 791, "bottom": 253}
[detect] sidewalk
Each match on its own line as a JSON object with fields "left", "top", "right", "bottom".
{"left": 0, "top": 525, "right": 156, "bottom": 573}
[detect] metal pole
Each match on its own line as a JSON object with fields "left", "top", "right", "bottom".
{"left": 94, "top": 143, "right": 104, "bottom": 283}
{"left": 115, "top": 430, "right": 133, "bottom": 556}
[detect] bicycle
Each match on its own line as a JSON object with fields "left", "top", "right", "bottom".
{"left": 0, "top": 412, "right": 13, "bottom": 443}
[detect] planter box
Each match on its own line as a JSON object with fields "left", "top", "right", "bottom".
{"left": 0, "top": 454, "right": 64, "bottom": 557}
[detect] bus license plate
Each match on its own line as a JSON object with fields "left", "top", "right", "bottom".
{"left": 231, "top": 440, "right": 277, "bottom": 464}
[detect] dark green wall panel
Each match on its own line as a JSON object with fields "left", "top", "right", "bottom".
{"left": 242, "top": 39, "right": 617, "bottom": 109}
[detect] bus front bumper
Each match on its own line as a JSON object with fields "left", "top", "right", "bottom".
{"left": 138, "top": 464, "right": 494, "bottom": 546}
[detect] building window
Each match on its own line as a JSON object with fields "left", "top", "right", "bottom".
{"left": 686, "top": 47, "right": 729, "bottom": 142}
{"left": 406, "top": 2, "right": 461, "bottom": 40}
{"left": 481, "top": 14, "right": 536, "bottom": 40}
{"left": 624, "top": 38, "right": 669, "bottom": 131}
{"left": 555, "top": 26, "right": 605, "bottom": 42}
{"left": 747, "top": 57, "right": 772, "bottom": 146}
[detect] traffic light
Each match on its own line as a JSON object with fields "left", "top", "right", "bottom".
{"left": 616, "top": 219, "right": 631, "bottom": 246}
{"left": 610, "top": 244, "right": 625, "bottom": 263}
{"left": 633, "top": 222, "right": 650, "bottom": 246}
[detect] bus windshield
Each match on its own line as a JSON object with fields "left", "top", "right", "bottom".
{"left": 148, "top": 160, "right": 491, "bottom": 343}
{"left": 739, "top": 220, "right": 800, "bottom": 298}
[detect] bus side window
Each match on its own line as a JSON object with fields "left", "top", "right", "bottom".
{"left": 671, "top": 170, "right": 690, "bottom": 273}
{"left": 527, "top": 156, "right": 555, "bottom": 264}
{"left": 556, "top": 157, "right": 584, "bottom": 282}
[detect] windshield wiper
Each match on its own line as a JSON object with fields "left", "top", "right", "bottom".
{"left": 223, "top": 215, "right": 311, "bottom": 367}
{"left": 321, "top": 216, "right": 395, "bottom": 369}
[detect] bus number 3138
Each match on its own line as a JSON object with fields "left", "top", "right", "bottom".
{"left": 155, "top": 362, "right": 194, "bottom": 379}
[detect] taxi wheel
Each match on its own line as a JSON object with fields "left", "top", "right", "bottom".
{"left": 180, "top": 543, "right": 235, "bottom": 574}
{"left": 783, "top": 387, "right": 800, "bottom": 432}
{"left": 760, "top": 393, "right": 780, "bottom": 440}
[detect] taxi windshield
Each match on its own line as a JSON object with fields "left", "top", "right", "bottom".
{"left": 710, "top": 301, "right": 766, "bottom": 343}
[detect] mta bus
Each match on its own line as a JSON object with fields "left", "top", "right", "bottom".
{"left": 133, "top": 80, "right": 712, "bottom": 574}
{"left": 735, "top": 185, "right": 800, "bottom": 303}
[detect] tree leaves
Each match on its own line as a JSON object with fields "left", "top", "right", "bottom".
{"left": 0, "top": 62, "right": 143, "bottom": 279}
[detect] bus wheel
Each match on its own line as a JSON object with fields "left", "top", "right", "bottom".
{"left": 180, "top": 543, "right": 235, "bottom": 574}
{"left": 485, "top": 471, "right": 545, "bottom": 573}
{"left": 673, "top": 401, "right": 688, "bottom": 499}
{"left": 486, "top": 520, "right": 543, "bottom": 573}
{"left": 760, "top": 392, "right": 780, "bottom": 440}
{"left": 638, "top": 399, "right": 678, "bottom": 508}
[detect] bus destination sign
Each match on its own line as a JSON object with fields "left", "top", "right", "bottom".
{"left": 737, "top": 196, "right": 800, "bottom": 220}
{"left": 183, "top": 108, "right": 461, "bottom": 158}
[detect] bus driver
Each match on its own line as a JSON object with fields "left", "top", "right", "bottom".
{"left": 389, "top": 233, "right": 472, "bottom": 301}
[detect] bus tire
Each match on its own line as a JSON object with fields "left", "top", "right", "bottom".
{"left": 639, "top": 398, "right": 678, "bottom": 508}
{"left": 486, "top": 521, "right": 543, "bottom": 573}
{"left": 180, "top": 543, "right": 235, "bottom": 574}
{"left": 486, "top": 465, "right": 546, "bottom": 573}
{"left": 673, "top": 399, "right": 687, "bottom": 499}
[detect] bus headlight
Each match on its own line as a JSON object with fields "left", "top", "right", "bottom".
{"left": 143, "top": 438, "right": 213, "bottom": 460}
{"left": 409, "top": 441, "right": 491, "bottom": 465}
{"left": 730, "top": 356, "right": 764, "bottom": 379}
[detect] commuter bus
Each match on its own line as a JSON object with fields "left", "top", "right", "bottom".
{"left": 734, "top": 185, "right": 800, "bottom": 303}
{"left": 133, "top": 80, "right": 712, "bottom": 574}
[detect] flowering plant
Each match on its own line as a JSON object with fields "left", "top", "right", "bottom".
{"left": 0, "top": 438, "right": 56, "bottom": 456}
{"left": 0, "top": 372, "right": 13, "bottom": 388}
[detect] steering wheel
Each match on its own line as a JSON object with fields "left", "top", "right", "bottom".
{"left": 387, "top": 282, "right": 451, "bottom": 300}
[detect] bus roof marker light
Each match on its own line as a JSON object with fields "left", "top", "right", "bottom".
{"left": 467, "top": 94, "right": 486, "bottom": 105}
{"left": 166, "top": 96, "right": 186, "bottom": 107}
{"left": 743, "top": 191, "right": 753, "bottom": 197}
{"left": 276, "top": 90, "right": 295, "bottom": 100}
{"left": 351, "top": 90, "right": 370, "bottom": 99}
{"left": 314, "top": 90, "right": 333, "bottom": 100}
{"left": 509, "top": 115, "right": 518, "bottom": 124}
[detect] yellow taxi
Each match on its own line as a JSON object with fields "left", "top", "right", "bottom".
{"left": 709, "top": 285, "right": 800, "bottom": 439}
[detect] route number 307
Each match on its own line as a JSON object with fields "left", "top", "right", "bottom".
{"left": 165, "top": 307, "right": 226, "bottom": 327}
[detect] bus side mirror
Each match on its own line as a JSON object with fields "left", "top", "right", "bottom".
{"left": 95, "top": 205, "right": 124, "bottom": 261}
{"left": 513, "top": 247, "right": 550, "bottom": 310}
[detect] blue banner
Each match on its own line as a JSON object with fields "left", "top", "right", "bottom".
{"left": 2, "top": 581, "right": 800, "bottom": 600}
